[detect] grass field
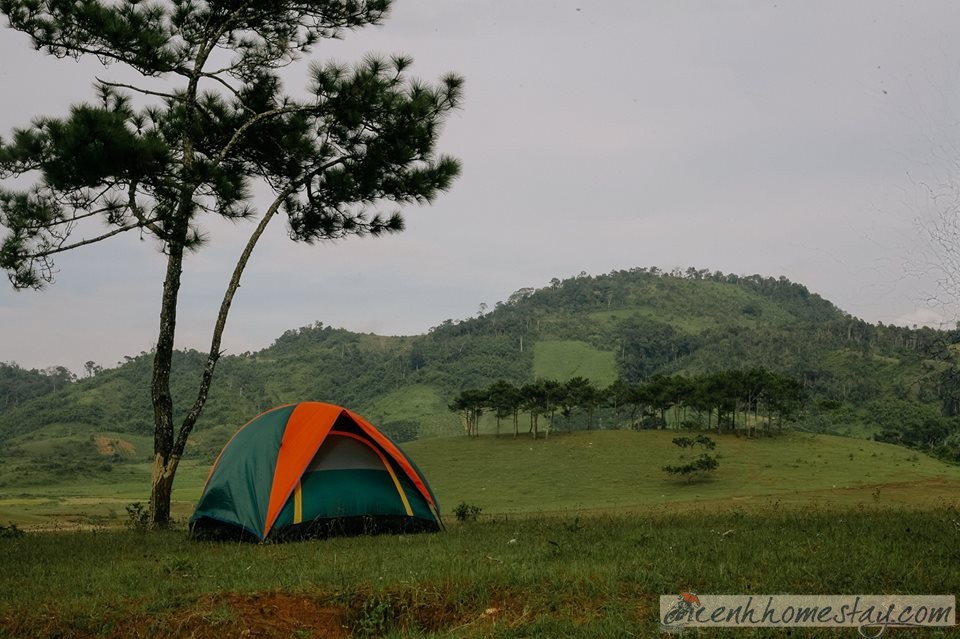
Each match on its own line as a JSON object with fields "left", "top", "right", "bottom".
{"left": 1, "top": 508, "right": 958, "bottom": 637}
{"left": 406, "top": 430, "right": 960, "bottom": 515}
{"left": 532, "top": 340, "right": 618, "bottom": 386}
{"left": 2, "top": 430, "right": 959, "bottom": 527}
{"left": 1, "top": 430, "right": 958, "bottom": 637}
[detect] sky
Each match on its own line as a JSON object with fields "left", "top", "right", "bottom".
{"left": 3, "top": 0, "right": 960, "bottom": 373}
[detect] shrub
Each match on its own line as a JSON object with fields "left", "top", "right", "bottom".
{"left": 663, "top": 435, "right": 719, "bottom": 480}
{"left": 663, "top": 453, "right": 719, "bottom": 478}
{"left": 453, "top": 502, "right": 482, "bottom": 523}
{"left": 125, "top": 502, "right": 150, "bottom": 532}
{"left": 352, "top": 593, "right": 407, "bottom": 638}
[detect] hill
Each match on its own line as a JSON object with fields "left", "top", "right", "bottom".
{"left": 1, "top": 266, "right": 959, "bottom": 479}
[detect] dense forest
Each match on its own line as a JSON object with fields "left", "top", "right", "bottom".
{"left": 2, "top": 267, "right": 959, "bottom": 463}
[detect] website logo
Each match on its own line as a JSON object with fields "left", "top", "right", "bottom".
{"left": 660, "top": 594, "right": 955, "bottom": 637}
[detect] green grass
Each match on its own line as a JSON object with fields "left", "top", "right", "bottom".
{"left": 532, "top": 340, "right": 618, "bottom": 385}
{"left": 1, "top": 508, "right": 958, "bottom": 637}
{"left": 0, "top": 461, "right": 209, "bottom": 527}
{"left": 1, "top": 430, "right": 959, "bottom": 636}
{"left": 405, "top": 430, "right": 960, "bottom": 515}
{"left": 3, "top": 430, "right": 959, "bottom": 528}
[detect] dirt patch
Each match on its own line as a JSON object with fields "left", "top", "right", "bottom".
{"left": 152, "top": 589, "right": 486, "bottom": 638}
{"left": 2, "top": 592, "right": 348, "bottom": 639}
{"left": 1, "top": 588, "right": 628, "bottom": 638}
{"left": 173, "top": 592, "right": 349, "bottom": 639}
{"left": 93, "top": 435, "right": 137, "bottom": 457}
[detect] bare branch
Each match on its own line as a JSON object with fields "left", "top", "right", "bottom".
{"left": 95, "top": 77, "right": 182, "bottom": 102}
{"left": 127, "top": 181, "right": 165, "bottom": 237}
{"left": 28, "top": 218, "right": 158, "bottom": 259}
{"left": 24, "top": 208, "right": 101, "bottom": 231}
{"left": 196, "top": 71, "right": 257, "bottom": 115}
{"left": 174, "top": 184, "right": 292, "bottom": 453}
{"left": 40, "top": 42, "right": 191, "bottom": 78}
{"left": 211, "top": 104, "right": 314, "bottom": 168}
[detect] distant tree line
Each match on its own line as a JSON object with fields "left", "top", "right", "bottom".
{"left": 0, "top": 362, "right": 77, "bottom": 410}
{"left": 449, "top": 368, "right": 807, "bottom": 439}
{"left": 867, "top": 397, "right": 960, "bottom": 463}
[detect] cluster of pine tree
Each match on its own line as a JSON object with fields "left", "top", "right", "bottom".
{"left": 449, "top": 369, "right": 806, "bottom": 439}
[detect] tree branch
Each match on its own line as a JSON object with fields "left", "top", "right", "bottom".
{"left": 211, "top": 104, "right": 313, "bottom": 168}
{"left": 173, "top": 185, "right": 292, "bottom": 454}
{"left": 24, "top": 208, "right": 101, "bottom": 231}
{"left": 127, "top": 181, "right": 165, "bottom": 237}
{"left": 95, "top": 77, "right": 181, "bottom": 102}
{"left": 173, "top": 154, "right": 348, "bottom": 453}
{"left": 36, "top": 42, "right": 190, "bottom": 78}
{"left": 197, "top": 71, "right": 257, "bottom": 115}
{"left": 28, "top": 217, "right": 158, "bottom": 259}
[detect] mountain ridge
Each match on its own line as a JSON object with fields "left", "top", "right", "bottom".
{"left": 1, "top": 266, "right": 956, "bottom": 473}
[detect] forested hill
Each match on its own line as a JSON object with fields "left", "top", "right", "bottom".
{"left": 1, "top": 267, "right": 957, "bottom": 461}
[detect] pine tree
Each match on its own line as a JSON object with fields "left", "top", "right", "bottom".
{"left": 0, "top": 0, "right": 462, "bottom": 525}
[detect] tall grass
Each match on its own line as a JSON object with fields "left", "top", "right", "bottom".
{"left": 1, "top": 506, "right": 958, "bottom": 637}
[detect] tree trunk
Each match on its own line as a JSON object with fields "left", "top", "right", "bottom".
{"left": 148, "top": 61, "right": 203, "bottom": 527}
{"left": 148, "top": 189, "right": 287, "bottom": 526}
{"left": 149, "top": 234, "right": 187, "bottom": 527}
{"left": 149, "top": 453, "right": 180, "bottom": 524}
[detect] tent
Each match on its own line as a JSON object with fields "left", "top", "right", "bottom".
{"left": 190, "top": 402, "right": 441, "bottom": 541}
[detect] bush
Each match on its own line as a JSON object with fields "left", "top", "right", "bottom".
{"left": 453, "top": 502, "right": 482, "bottom": 523}
{"left": 663, "top": 453, "right": 719, "bottom": 478}
{"left": 125, "top": 502, "right": 150, "bottom": 531}
{"left": 0, "top": 522, "right": 25, "bottom": 538}
{"left": 663, "top": 435, "right": 719, "bottom": 480}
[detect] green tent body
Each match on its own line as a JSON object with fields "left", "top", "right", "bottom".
{"left": 190, "top": 402, "right": 441, "bottom": 541}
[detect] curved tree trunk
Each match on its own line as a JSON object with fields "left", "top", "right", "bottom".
{"left": 148, "top": 188, "right": 288, "bottom": 526}
{"left": 149, "top": 227, "right": 188, "bottom": 527}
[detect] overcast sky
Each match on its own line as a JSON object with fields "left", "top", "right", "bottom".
{"left": 3, "top": 0, "right": 960, "bottom": 373}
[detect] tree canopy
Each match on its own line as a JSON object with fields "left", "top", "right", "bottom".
{"left": 0, "top": 0, "right": 463, "bottom": 524}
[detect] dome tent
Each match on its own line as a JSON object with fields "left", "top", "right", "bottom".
{"left": 190, "top": 402, "right": 441, "bottom": 541}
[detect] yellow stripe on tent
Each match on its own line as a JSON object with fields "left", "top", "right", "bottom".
{"left": 294, "top": 481, "right": 303, "bottom": 524}
{"left": 383, "top": 460, "right": 413, "bottom": 517}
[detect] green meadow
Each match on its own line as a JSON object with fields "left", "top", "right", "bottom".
{"left": 1, "top": 430, "right": 958, "bottom": 637}
{"left": 1, "top": 507, "right": 958, "bottom": 637}
{"left": 4, "top": 430, "right": 959, "bottom": 527}
{"left": 532, "top": 340, "right": 618, "bottom": 386}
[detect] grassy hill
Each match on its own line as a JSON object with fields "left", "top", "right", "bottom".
{"left": 1, "top": 267, "right": 958, "bottom": 480}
